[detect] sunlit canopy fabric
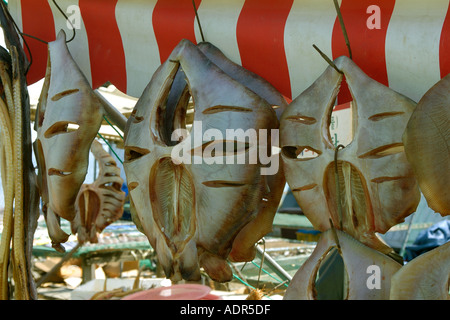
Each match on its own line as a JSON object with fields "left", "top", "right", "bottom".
{"left": 8, "top": 0, "right": 450, "bottom": 103}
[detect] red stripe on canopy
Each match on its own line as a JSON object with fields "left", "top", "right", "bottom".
{"left": 152, "top": 0, "right": 201, "bottom": 63}
{"left": 236, "top": 0, "right": 293, "bottom": 99}
{"left": 440, "top": 2, "right": 450, "bottom": 78}
{"left": 332, "top": 0, "right": 395, "bottom": 104}
{"left": 21, "top": 0, "right": 55, "bottom": 85}
{"left": 79, "top": 0, "right": 127, "bottom": 91}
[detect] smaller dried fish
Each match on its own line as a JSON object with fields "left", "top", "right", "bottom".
{"left": 71, "top": 140, "right": 125, "bottom": 243}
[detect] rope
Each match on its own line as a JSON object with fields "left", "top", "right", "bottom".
{"left": 232, "top": 274, "right": 256, "bottom": 290}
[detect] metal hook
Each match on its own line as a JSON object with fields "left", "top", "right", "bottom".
{"left": 19, "top": 0, "right": 76, "bottom": 45}
{"left": 4, "top": 0, "right": 77, "bottom": 75}
{"left": 0, "top": 1, "right": 33, "bottom": 74}
{"left": 334, "top": 144, "right": 345, "bottom": 230}
{"left": 52, "top": 0, "right": 76, "bottom": 43}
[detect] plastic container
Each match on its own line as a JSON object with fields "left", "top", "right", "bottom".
{"left": 122, "top": 284, "right": 222, "bottom": 300}
{"left": 71, "top": 278, "right": 171, "bottom": 300}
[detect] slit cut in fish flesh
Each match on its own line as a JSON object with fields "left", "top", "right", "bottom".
{"left": 280, "top": 56, "right": 420, "bottom": 254}
{"left": 33, "top": 30, "right": 104, "bottom": 251}
{"left": 123, "top": 39, "right": 283, "bottom": 282}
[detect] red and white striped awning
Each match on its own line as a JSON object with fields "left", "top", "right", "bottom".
{"left": 8, "top": 0, "right": 450, "bottom": 103}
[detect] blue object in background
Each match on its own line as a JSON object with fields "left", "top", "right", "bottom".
{"left": 404, "top": 220, "right": 450, "bottom": 261}
{"left": 121, "top": 183, "right": 132, "bottom": 221}
{"left": 121, "top": 183, "right": 128, "bottom": 196}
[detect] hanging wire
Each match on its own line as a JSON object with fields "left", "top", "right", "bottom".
{"left": 97, "top": 133, "right": 124, "bottom": 165}
{"left": 312, "top": 1, "right": 353, "bottom": 73}
{"left": 16, "top": 0, "right": 76, "bottom": 46}
{"left": 256, "top": 238, "right": 266, "bottom": 288}
{"left": 313, "top": 44, "right": 343, "bottom": 74}
{"left": 2, "top": 1, "right": 33, "bottom": 74}
{"left": 4, "top": 0, "right": 77, "bottom": 75}
{"left": 334, "top": 144, "right": 345, "bottom": 230}
{"left": 52, "top": 0, "right": 76, "bottom": 43}
{"left": 192, "top": 0, "right": 205, "bottom": 42}
{"left": 20, "top": 33, "right": 47, "bottom": 45}
{"left": 103, "top": 115, "right": 124, "bottom": 140}
{"left": 233, "top": 274, "right": 256, "bottom": 290}
{"left": 250, "top": 261, "right": 288, "bottom": 287}
{"left": 329, "top": 218, "right": 341, "bottom": 252}
{"left": 96, "top": 114, "right": 125, "bottom": 165}
{"left": 264, "top": 280, "right": 289, "bottom": 296}
{"left": 332, "top": 0, "right": 352, "bottom": 59}
{"left": 326, "top": 144, "right": 346, "bottom": 252}
{"left": 239, "top": 252, "right": 290, "bottom": 288}
{"left": 233, "top": 238, "right": 290, "bottom": 299}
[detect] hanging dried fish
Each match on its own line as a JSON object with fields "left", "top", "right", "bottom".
{"left": 284, "top": 229, "right": 401, "bottom": 300}
{"left": 280, "top": 56, "right": 420, "bottom": 254}
{"left": 197, "top": 42, "right": 287, "bottom": 262}
{"left": 0, "top": 0, "right": 39, "bottom": 300}
{"left": 197, "top": 41, "right": 287, "bottom": 120}
{"left": 395, "top": 75, "right": 450, "bottom": 299}
{"left": 71, "top": 140, "right": 125, "bottom": 244}
{"left": 0, "top": 46, "right": 37, "bottom": 301}
{"left": 124, "top": 39, "right": 280, "bottom": 282}
{"left": 403, "top": 74, "right": 450, "bottom": 216}
{"left": 390, "top": 241, "right": 450, "bottom": 300}
{"left": 0, "top": 47, "right": 14, "bottom": 300}
{"left": 34, "top": 30, "right": 104, "bottom": 252}
{"left": 280, "top": 56, "right": 419, "bottom": 299}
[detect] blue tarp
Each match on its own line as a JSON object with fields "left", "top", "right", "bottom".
{"left": 404, "top": 220, "right": 450, "bottom": 261}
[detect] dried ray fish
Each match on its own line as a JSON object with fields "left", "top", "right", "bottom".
{"left": 284, "top": 229, "right": 401, "bottom": 300}
{"left": 34, "top": 30, "right": 104, "bottom": 252}
{"left": 197, "top": 41, "right": 287, "bottom": 262}
{"left": 280, "top": 56, "right": 420, "bottom": 254}
{"left": 390, "top": 242, "right": 450, "bottom": 300}
{"left": 124, "top": 39, "right": 280, "bottom": 282}
{"left": 403, "top": 73, "right": 450, "bottom": 216}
